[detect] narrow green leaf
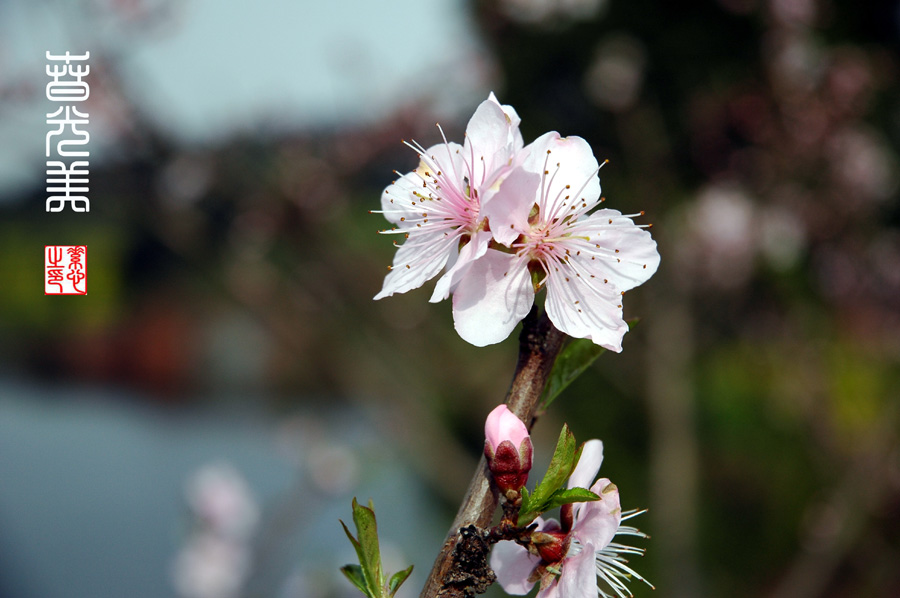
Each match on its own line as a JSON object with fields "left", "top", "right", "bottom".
{"left": 540, "top": 320, "right": 638, "bottom": 409}
{"left": 341, "top": 564, "right": 372, "bottom": 597}
{"left": 518, "top": 487, "right": 540, "bottom": 526}
{"left": 517, "top": 425, "right": 579, "bottom": 525}
{"left": 388, "top": 565, "right": 414, "bottom": 596}
{"left": 542, "top": 487, "right": 600, "bottom": 511}
{"left": 540, "top": 338, "right": 607, "bottom": 409}
{"left": 535, "top": 424, "right": 577, "bottom": 501}
{"left": 520, "top": 486, "right": 531, "bottom": 510}
{"left": 352, "top": 498, "right": 383, "bottom": 594}
{"left": 340, "top": 519, "right": 365, "bottom": 564}
{"left": 517, "top": 506, "right": 539, "bottom": 527}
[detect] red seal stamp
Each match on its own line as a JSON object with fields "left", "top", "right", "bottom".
{"left": 45, "top": 245, "right": 87, "bottom": 295}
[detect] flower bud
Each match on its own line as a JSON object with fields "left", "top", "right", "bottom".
{"left": 484, "top": 405, "right": 533, "bottom": 494}
{"left": 530, "top": 530, "right": 569, "bottom": 564}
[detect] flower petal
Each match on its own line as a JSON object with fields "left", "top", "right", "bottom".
{"left": 568, "top": 439, "right": 604, "bottom": 491}
{"left": 559, "top": 542, "right": 600, "bottom": 598}
{"left": 488, "top": 91, "right": 523, "bottom": 135}
{"left": 452, "top": 251, "right": 534, "bottom": 347}
{"left": 490, "top": 540, "right": 540, "bottom": 595}
{"left": 430, "top": 231, "right": 492, "bottom": 303}
{"left": 537, "top": 578, "right": 560, "bottom": 598}
{"left": 524, "top": 132, "right": 602, "bottom": 220}
{"left": 419, "top": 141, "right": 470, "bottom": 206}
{"left": 380, "top": 169, "right": 431, "bottom": 227}
{"left": 482, "top": 167, "right": 541, "bottom": 247}
{"left": 465, "top": 96, "right": 524, "bottom": 193}
{"left": 568, "top": 439, "right": 604, "bottom": 523}
{"left": 373, "top": 232, "right": 454, "bottom": 299}
{"left": 570, "top": 209, "right": 660, "bottom": 293}
{"left": 485, "top": 404, "right": 530, "bottom": 451}
{"left": 572, "top": 479, "right": 622, "bottom": 551}
{"left": 544, "top": 260, "right": 628, "bottom": 351}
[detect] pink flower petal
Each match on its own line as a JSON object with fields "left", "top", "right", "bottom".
{"left": 572, "top": 479, "right": 622, "bottom": 551}
{"left": 430, "top": 231, "right": 492, "bottom": 303}
{"left": 537, "top": 578, "right": 561, "bottom": 598}
{"left": 482, "top": 167, "right": 541, "bottom": 246}
{"left": 378, "top": 170, "right": 432, "bottom": 226}
{"left": 451, "top": 250, "right": 534, "bottom": 346}
{"left": 568, "top": 439, "right": 604, "bottom": 491}
{"left": 490, "top": 540, "right": 541, "bottom": 595}
{"left": 373, "top": 233, "right": 454, "bottom": 299}
{"left": 485, "top": 405, "right": 530, "bottom": 451}
{"left": 523, "top": 132, "right": 602, "bottom": 220}
{"left": 464, "top": 95, "right": 525, "bottom": 194}
{"left": 567, "top": 439, "right": 604, "bottom": 523}
{"left": 571, "top": 209, "right": 660, "bottom": 293}
{"left": 544, "top": 262, "right": 628, "bottom": 352}
{"left": 487, "top": 91, "right": 523, "bottom": 132}
{"left": 559, "top": 543, "right": 600, "bottom": 598}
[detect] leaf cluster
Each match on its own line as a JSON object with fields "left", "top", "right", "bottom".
{"left": 341, "top": 498, "right": 414, "bottom": 598}
{"left": 517, "top": 424, "right": 600, "bottom": 526}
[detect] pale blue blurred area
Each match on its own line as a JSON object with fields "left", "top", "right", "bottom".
{"left": 0, "top": 381, "right": 443, "bottom": 598}
{"left": 0, "top": 0, "right": 487, "bottom": 195}
{"left": 121, "top": 0, "right": 481, "bottom": 141}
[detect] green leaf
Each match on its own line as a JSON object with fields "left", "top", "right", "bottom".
{"left": 537, "top": 424, "right": 578, "bottom": 499}
{"left": 341, "top": 564, "right": 370, "bottom": 597}
{"left": 352, "top": 498, "right": 383, "bottom": 595}
{"left": 540, "top": 338, "right": 608, "bottom": 409}
{"left": 542, "top": 487, "right": 600, "bottom": 511}
{"left": 388, "top": 565, "right": 414, "bottom": 597}
{"left": 341, "top": 499, "right": 413, "bottom": 598}
{"left": 341, "top": 519, "right": 365, "bottom": 566}
{"left": 539, "top": 320, "right": 638, "bottom": 409}
{"left": 518, "top": 425, "right": 578, "bottom": 525}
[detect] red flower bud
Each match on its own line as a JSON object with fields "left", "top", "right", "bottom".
{"left": 530, "top": 530, "right": 569, "bottom": 564}
{"left": 484, "top": 405, "right": 533, "bottom": 494}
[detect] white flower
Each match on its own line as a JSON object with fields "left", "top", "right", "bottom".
{"left": 373, "top": 93, "right": 524, "bottom": 302}
{"left": 491, "top": 440, "right": 651, "bottom": 598}
{"left": 451, "top": 132, "right": 660, "bottom": 348}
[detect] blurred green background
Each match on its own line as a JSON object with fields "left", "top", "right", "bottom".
{"left": 1, "top": 0, "right": 899, "bottom": 597}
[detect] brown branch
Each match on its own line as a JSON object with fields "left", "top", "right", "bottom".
{"left": 419, "top": 307, "right": 566, "bottom": 598}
